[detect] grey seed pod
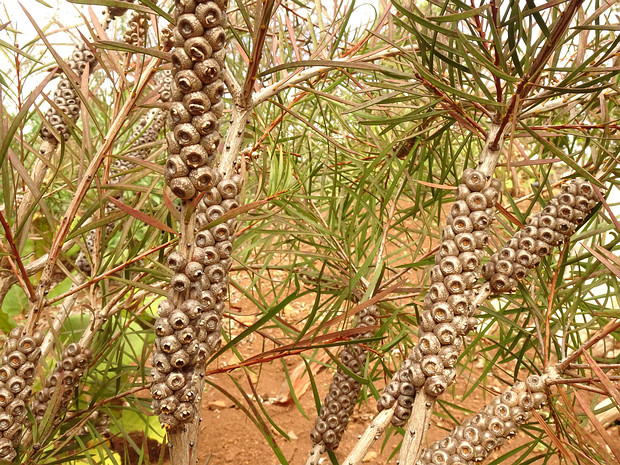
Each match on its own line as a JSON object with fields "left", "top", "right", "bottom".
{"left": 443, "top": 225, "right": 456, "bottom": 241}
{"left": 183, "top": 91, "right": 212, "bottom": 115}
{"left": 159, "top": 396, "right": 180, "bottom": 415}
{"left": 534, "top": 240, "right": 551, "bottom": 257}
{"left": 206, "top": 205, "right": 225, "bottom": 223}
{"left": 495, "top": 259, "right": 514, "bottom": 276}
{"left": 490, "top": 273, "right": 512, "bottom": 293}
{"left": 424, "top": 375, "right": 447, "bottom": 396}
{"left": 222, "top": 199, "right": 239, "bottom": 212}
{"left": 7, "top": 376, "right": 25, "bottom": 394}
{"left": 174, "top": 123, "right": 201, "bottom": 146}
{"left": 430, "top": 302, "right": 454, "bottom": 323}
{"left": 451, "top": 200, "right": 470, "bottom": 218}
{"left": 171, "top": 48, "right": 193, "bottom": 70}
{"left": 430, "top": 265, "right": 445, "bottom": 283}
{"left": 481, "top": 186, "right": 499, "bottom": 205}
{"left": 465, "top": 192, "right": 487, "bottom": 211}
{"left": 155, "top": 318, "right": 175, "bottom": 337}
{"left": 204, "top": 80, "right": 225, "bottom": 104}
{"left": 170, "top": 177, "right": 197, "bottom": 200}
{"left": 494, "top": 402, "right": 511, "bottom": 421}
{"left": 170, "top": 102, "right": 192, "bottom": 125}
{"left": 557, "top": 204, "right": 573, "bottom": 221}
{"left": 438, "top": 345, "right": 459, "bottom": 367}
{"left": 171, "top": 272, "right": 191, "bottom": 292}
{"left": 514, "top": 249, "right": 533, "bottom": 267}
{"left": 555, "top": 217, "right": 573, "bottom": 235}
{"left": 447, "top": 294, "right": 469, "bottom": 315}
{"left": 537, "top": 227, "right": 555, "bottom": 244}
{"left": 195, "top": 58, "right": 221, "bottom": 84}
{"left": 463, "top": 426, "right": 480, "bottom": 445}
{"left": 7, "top": 351, "right": 26, "bottom": 369}
{"left": 518, "top": 235, "right": 536, "bottom": 252}
{"left": 456, "top": 184, "right": 471, "bottom": 200}
{"left": 174, "top": 69, "right": 203, "bottom": 94}
{"left": 166, "top": 372, "right": 186, "bottom": 391}
{"left": 539, "top": 214, "right": 556, "bottom": 229}
{"left": 419, "top": 310, "right": 435, "bottom": 333}
{"left": 439, "top": 256, "right": 463, "bottom": 275}
{"left": 0, "top": 389, "right": 13, "bottom": 408}
{"left": 192, "top": 247, "right": 207, "bottom": 266}
{"left": 574, "top": 195, "right": 590, "bottom": 212}
{"left": 153, "top": 352, "right": 173, "bottom": 374}
{"left": 511, "top": 405, "right": 529, "bottom": 424}
{"left": 216, "top": 240, "right": 233, "bottom": 259}
{"left": 518, "top": 391, "right": 534, "bottom": 409}
{"left": 177, "top": 14, "right": 205, "bottom": 39}
{"left": 167, "top": 252, "right": 187, "bottom": 272}
{"left": 158, "top": 299, "right": 175, "bottom": 318}
{"left": 511, "top": 263, "right": 528, "bottom": 280}
{"left": 206, "top": 263, "right": 226, "bottom": 283}
{"left": 470, "top": 210, "right": 490, "bottom": 230}
{"left": 170, "top": 349, "right": 190, "bottom": 368}
{"left": 459, "top": 251, "right": 480, "bottom": 272}
{"left": 420, "top": 354, "right": 443, "bottom": 377}
{"left": 429, "top": 282, "right": 449, "bottom": 302}
{"left": 393, "top": 405, "right": 411, "bottom": 423}
{"left": 212, "top": 223, "right": 231, "bottom": 241}
{"left": 152, "top": 383, "right": 173, "bottom": 400}
{"left": 184, "top": 35, "right": 213, "bottom": 62}
{"left": 17, "top": 337, "right": 37, "bottom": 354}
{"left": 174, "top": 402, "right": 194, "bottom": 422}
{"left": 181, "top": 144, "right": 210, "bottom": 168}
{"left": 200, "top": 130, "right": 221, "bottom": 154}
{"left": 0, "top": 413, "right": 13, "bottom": 432}
{"left": 452, "top": 215, "right": 474, "bottom": 234}
{"left": 196, "top": 230, "right": 216, "bottom": 248}
{"left": 166, "top": 155, "right": 190, "bottom": 180}
{"left": 455, "top": 233, "right": 476, "bottom": 253}
{"left": 193, "top": 112, "right": 218, "bottom": 136}
{"left": 419, "top": 332, "right": 441, "bottom": 355}
{"left": 159, "top": 335, "right": 182, "bottom": 354}
{"left": 169, "top": 310, "right": 191, "bottom": 330}
{"left": 501, "top": 390, "right": 519, "bottom": 407}
{"left": 180, "top": 299, "right": 204, "bottom": 319}
{"left": 444, "top": 273, "right": 466, "bottom": 295}
{"left": 205, "top": 26, "right": 226, "bottom": 51}
{"left": 439, "top": 240, "right": 459, "bottom": 258}
{"left": 525, "top": 374, "right": 545, "bottom": 392}
{"left": 434, "top": 322, "right": 457, "bottom": 345}
{"left": 217, "top": 179, "right": 238, "bottom": 199}
{"left": 456, "top": 440, "right": 474, "bottom": 460}
{"left": 159, "top": 413, "right": 178, "bottom": 430}
{"left": 61, "top": 356, "right": 76, "bottom": 371}
{"left": 195, "top": 2, "right": 222, "bottom": 27}
{"left": 202, "top": 289, "right": 217, "bottom": 309}
{"left": 462, "top": 169, "right": 486, "bottom": 192}
{"left": 203, "top": 186, "right": 223, "bottom": 206}
{"left": 177, "top": 325, "right": 197, "bottom": 344}
{"left": 558, "top": 192, "right": 575, "bottom": 207}
{"left": 185, "top": 261, "right": 204, "bottom": 281}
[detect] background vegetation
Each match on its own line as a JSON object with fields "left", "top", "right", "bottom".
{"left": 0, "top": 0, "right": 618, "bottom": 463}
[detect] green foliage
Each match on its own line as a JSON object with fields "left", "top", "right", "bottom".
{"left": 0, "top": 0, "right": 618, "bottom": 464}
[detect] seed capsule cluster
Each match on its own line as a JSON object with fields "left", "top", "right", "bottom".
{"left": 165, "top": 0, "right": 228, "bottom": 200}
{"left": 416, "top": 374, "right": 549, "bottom": 465}
{"left": 124, "top": 12, "right": 149, "bottom": 46}
{"left": 310, "top": 305, "right": 379, "bottom": 450}
{"left": 0, "top": 327, "right": 43, "bottom": 462}
{"left": 151, "top": 172, "right": 242, "bottom": 430}
{"left": 40, "top": 42, "right": 97, "bottom": 143}
{"left": 482, "top": 179, "right": 597, "bottom": 294}
{"left": 377, "top": 169, "right": 501, "bottom": 426}
{"left": 31, "top": 343, "right": 92, "bottom": 426}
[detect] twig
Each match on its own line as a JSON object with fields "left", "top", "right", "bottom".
{"left": 341, "top": 407, "right": 395, "bottom": 465}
